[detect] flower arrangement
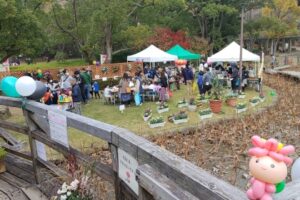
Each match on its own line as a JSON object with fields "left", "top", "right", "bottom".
{"left": 158, "top": 103, "right": 169, "bottom": 110}
{"left": 177, "top": 98, "right": 188, "bottom": 108}
{"left": 56, "top": 177, "right": 92, "bottom": 200}
{"left": 112, "top": 66, "right": 120, "bottom": 73}
{"left": 0, "top": 148, "right": 7, "bottom": 160}
{"left": 250, "top": 97, "right": 260, "bottom": 104}
{"left": 199, "top": 109, "right": 212, "bottom": 116}
{"left": 225, "top": 93, "right": 238, "bottom": 100}
{"left": 236, "top": 102, "right": 247, "bottom": 110}
{"left": 127, "top": 64, "right": 132, "bottom": 72}
{"left": 101, "top": 66, "right": 109, "bottom": 74}
{"left": 178, "top": 99, "right": 186, "bottom": 105}
{"left": 189, "top": 98, "right": 196, "bottom": 105}
{"left": 149, "top": 116, "right": 164, "bottom": 125}
{"left": 174, "top": 111, "right": 188, "bottom": 121}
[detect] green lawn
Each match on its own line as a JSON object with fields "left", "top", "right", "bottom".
{"left": 10, "top": 59, "right": 88, "bottom": 72}
{"left": 82, "top": 85, "right": 274, "bottom": 136}
{"left": 3, "top": 85, "right": 274, "bottom": 159}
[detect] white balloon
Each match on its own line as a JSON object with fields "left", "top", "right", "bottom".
{"left": 291, "top": 158, "right": 300, "bottom": 181}
{"left": 15, "top": 76, "right": 37, "bottom": 97}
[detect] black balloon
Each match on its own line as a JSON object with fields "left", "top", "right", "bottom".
{"left": 28, "top": 81, "right": 47, "bottom": 100}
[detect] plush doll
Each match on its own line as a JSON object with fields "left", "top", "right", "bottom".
{"left": 247, "top": 135, "right": 295, "bottom": 200}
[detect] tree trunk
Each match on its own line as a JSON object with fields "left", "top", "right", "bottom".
{"left": 105, "top": 23, "right": 113, "bottom": 63}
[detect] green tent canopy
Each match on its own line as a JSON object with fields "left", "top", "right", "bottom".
{"left": 167, "top": 44, "right": 201, "bottom": 60}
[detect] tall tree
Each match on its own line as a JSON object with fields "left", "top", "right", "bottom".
{"left": 0, "top": 0, "right": 44, "bottom": 63}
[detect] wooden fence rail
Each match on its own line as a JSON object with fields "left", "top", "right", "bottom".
{"left": 0, "top": 96, "right": 248, "bottom": 199}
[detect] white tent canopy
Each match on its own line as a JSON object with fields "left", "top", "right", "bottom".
{"left": 127, "top": 45, "right": 178, "bottom": 62}
{"left": 207, "top": 42, "right": 260, "bottom": 63}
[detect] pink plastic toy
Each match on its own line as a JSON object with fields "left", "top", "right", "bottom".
{"left": 247, "top": 135, "right": 295, "bottom": 200}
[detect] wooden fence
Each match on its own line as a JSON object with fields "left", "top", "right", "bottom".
{"left": 0, "top": 96, "right": 298, "bottom": 199}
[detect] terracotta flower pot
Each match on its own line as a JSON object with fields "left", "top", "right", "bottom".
{"left": 226, "top": 98, "right": 237, "bottom": 107}
{"left": 209, "top": 100, "right": 223, "bottom": 113}
{"left": 0, "top": 159, "right": 6, "bottom": 173}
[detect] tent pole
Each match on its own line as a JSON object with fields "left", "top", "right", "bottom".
{"left": 239, "top": 6, "right": 244, "bottom": 91}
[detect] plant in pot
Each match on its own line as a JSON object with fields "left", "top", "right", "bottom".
{"left": 0, "top": 147, "right": 7, "bottom": 173}
{"left": 188, "top": 98, "right": 197, "bottom": 111}
{"left": 236, "top": 102, "right": 247, "bottom": 113}
{"left": 143, "top": 108, "right": 152, "bottom": 122}
{"left": 225, "top": 93, "right": 238, "bottom": 107}
{"left": 250, "top": 97, "right": 260, "bottom": 107}
{"left": 177, "top": 98, "right": 188, "bottom": 108}
{"left": 198, "top": 108, "right": 213, "bottom": 120}
{"left": 148, "top": 116, "right": 165, "bottom": 128}
{"left": 172, "top": 110, "right": 188, "bottom": 124}
{"left": 157, "top": 103, "right": 169, "bottom": 113}
{"left": 209, "top": 78, "right": 225, "bottom": 113}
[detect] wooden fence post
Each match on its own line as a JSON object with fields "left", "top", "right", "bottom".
{"left": 23, "top": 110, "right": 41, "bottom": 184}
{"left": 110, "top": 143, "right": 121, "bottom": 200}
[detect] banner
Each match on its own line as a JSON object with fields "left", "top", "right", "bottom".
{"left": 100, "top": 54, "right": 107, "bottom": 64}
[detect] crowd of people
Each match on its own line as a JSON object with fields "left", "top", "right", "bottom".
{"left": 23, "top": 60, "right": 256, "bottom": 115}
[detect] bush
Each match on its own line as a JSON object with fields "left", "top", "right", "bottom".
{"left": 55, "top": 51, "right": 68, "bottom": 62}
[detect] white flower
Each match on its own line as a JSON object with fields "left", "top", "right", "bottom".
{"left": 60, "top": 195, "right": 67, "bottom": 200}
{"left": 67, "top": 191, "right": 72, "bottom": 196}
{"left": 61, "top": 182, "right": 68, "bottom": 190}
{"left": 70, "top": 179, "right": 79, "bottom": 190}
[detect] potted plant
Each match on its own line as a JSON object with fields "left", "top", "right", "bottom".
{"left": 177, "top": 98, "right": 188, "bottom": 108}
{"left": 112, "top": 66, "right": 120, "bottom": 73}
{"left": 172, "top": 111, "right": 188, "bottom": 124}
{"left": 209, "top": 78, "right": 225, "bottom": 113}
{"left": 198, "top": 108, "right": 213, "bottom": 120}
{"left": 259, "top": 94, "right": 265, "bottom": 102}
{"left": 250, "top": 97, "right": 260, "bottom": 107}
{"left": 143, "top": 108, "right": 152, "bottom": 121}
{"left": 157, "top": 103, "right": 169, "bottom": 113}
{"left": 225, "top": 93, "right": 238, "bottom": 107}
{"left": 238, "top": 92, "right": 246, "bottom": 99}
{"left": 236, "top": 102, "right": 247, "bottom": 113}
{"left": 148, "top": 116, "right": 165, "bottom": 128}
{"left": 0, "top": 147, "right": 7, "bottom": 173}
{"left": 188, "top": 98, "right": 197, "bottom": 112}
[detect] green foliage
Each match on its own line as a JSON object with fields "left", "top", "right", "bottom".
{"left": 236, "top": 102, "right": 247, "bottom": 109}
{"left": 149, "top": 116, "right": 164, "bottom": 124}
{"left": 0, "top": 0, "right": 44, "bottom": 62}
{"left": 210, "top": 77, "right": 225, "bottom": 100}
{"left": 250, "top": 97, "right": 260, "bottom": 104}
{"left": 120, "top": 25, "right": 153, "bottom": 50}
{"left": 55, "top": 51, "right": 68, "bottom": 63}
{"left": 158, "top": 103, "right": 169, "bottom": 110}
{"left": 199, "top": 109, "right": 212, "bottom": 116}
{"left": 225, "top": 93, "right": 238, "bottom": 100}
{"left": 0, "top": 147, "right": 7, "bottom": 160}
{"left": 174, "top": 111, "right": 188, "bottom": 120}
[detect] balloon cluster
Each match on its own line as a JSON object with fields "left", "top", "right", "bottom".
{"left": 1, "top": 76, "right": 46, "bottom": 100}
{"left": 175, "top": 59, "right": 187, "bottom": 65}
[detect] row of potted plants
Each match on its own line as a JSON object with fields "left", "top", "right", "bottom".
{"left": 146, "top": 108, "right": 214, "bottom": 128}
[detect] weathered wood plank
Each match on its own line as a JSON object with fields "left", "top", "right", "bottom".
{"left": 29, "top": 112, "right": 50, "bottom": 135}
{"left": 137, "top": 142, "right": 247, "bottom": 200}
{"left": 2, "top": 145, "right": 31, "bottom": 160}
{"left": 23, "top": 110, "right": 41, "bottom": 184}
{"left": 0, "top": 96, "right": 22, "bottom": 108}
{"left": 0, "top": 172, "right": 31, "bottom": 188}
{"left": 137, "top": 164, "right": 199, "bottom": 200}
{"left": 0, "top": 120, "right": 28, "bottom": 135}
{"left": 32, "top": 130, "right": 114, "bottom": 183}
{"left": 37, "top": 158, "right": 68, "bottom": 178}
{"left": 274, "top": 180, "right": 300, "bottom": 200}
{"left": 0, "top": 128, "right": 22, "bottom": 148}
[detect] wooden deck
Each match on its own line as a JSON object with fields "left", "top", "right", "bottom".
{"left": 0, "top": 155, "right": 52, "bottom": 200}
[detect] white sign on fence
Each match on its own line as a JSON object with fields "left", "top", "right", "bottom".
{"left": 36, "top": 140, "right": 47, "bottom": 161}
{"left": 48, "top": 110, "right": 69, "bottom": 148}
{"left": 118, "top": 148, "right": 139, "bottom": 195}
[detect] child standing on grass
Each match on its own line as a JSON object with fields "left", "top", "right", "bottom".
{"left": 92, "top": 81, "right": 100, "bottom": 99}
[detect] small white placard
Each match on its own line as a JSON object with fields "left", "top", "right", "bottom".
{"left": 95, "top": 75, "right": 100, "bottom": 79}
{"left": 102, "top": 77, "right": 108, "bottom": 81}
{"left": 36, "top": 140, "right": 47, "bottom": 161}
{"left": 119, "top": 105, "right": 125, "bottom": 113}
{"left": 118, "top": 149, "right": 139, "bottom": 195}
{"left": 48, "top": 110, "right": 69, "bottom": 148}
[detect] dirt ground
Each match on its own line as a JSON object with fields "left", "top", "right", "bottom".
{"left": 149, "top": 73, "right": 300, "bottom": 191}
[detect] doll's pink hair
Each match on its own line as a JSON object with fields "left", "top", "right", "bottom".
{"left": 248, "top": 135, "right": 295, "bottom": 166}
